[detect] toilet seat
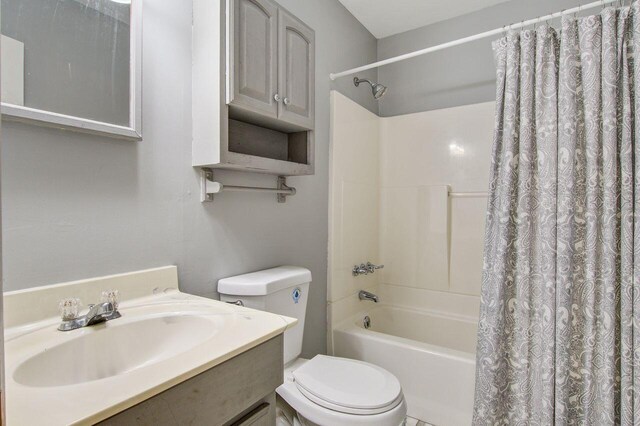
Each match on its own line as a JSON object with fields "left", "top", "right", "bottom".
{"left": 292, "top": 355, "right": 403, "bottom": 415}
{"left": 277, "top": 356, "right": 407, "bottom": 426}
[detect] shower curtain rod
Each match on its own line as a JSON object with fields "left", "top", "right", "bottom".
{"left": 329, "top": 0, "right": 618, "bottom": 80}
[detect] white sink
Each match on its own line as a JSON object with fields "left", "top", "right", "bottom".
{"left": 4, "top": 269, "right": 297, "bottom": 426}
{"left": 13, "top": 314, "right": 220, "bottom": 387}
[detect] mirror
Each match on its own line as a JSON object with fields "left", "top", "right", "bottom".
{"left": 0, "top": 0, "right": 141, "bottom": 139}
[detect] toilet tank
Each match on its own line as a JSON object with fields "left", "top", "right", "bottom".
{"left": 218, "top": 266, "right": 311, "bottom": 365}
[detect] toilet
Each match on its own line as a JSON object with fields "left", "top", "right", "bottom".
{"left": 218, "top": 266, "right": 407, "bottom": 426}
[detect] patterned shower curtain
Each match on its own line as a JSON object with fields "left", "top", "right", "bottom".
{"left": 473, "top": 3, "right": 640, "bottom": 425}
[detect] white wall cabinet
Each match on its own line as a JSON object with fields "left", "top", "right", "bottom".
{"left": 193, "top": 0, "right": 315, "bottom": 176}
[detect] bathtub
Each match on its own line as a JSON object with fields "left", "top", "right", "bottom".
{"left": 333, "top": 305, "right": 477, "bottom": 426}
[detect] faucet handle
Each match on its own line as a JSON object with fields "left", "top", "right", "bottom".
{"left": 352, "top": 264, "right": 369, "bottom": 276}
{"left": 101, "top": 289, "right": 120, "bottom": 310}
{"left": 59, "top": 298, "right": 82, "bottom": 321}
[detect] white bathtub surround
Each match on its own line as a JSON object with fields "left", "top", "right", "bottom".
{"left": 449, "top": 196, "right": 487, "bottom": 295}
{"left": 328, "top": 95, "right": 493, "bottom": 322}
{"left": 328, "top": 91, "right": 381, "bottom": 352}
{"left": 334, "top": 305, "right": 477, "bottom": 425}
{"left": 4, "top": 267, "right": 297, "bottom": 425}
{"left": 329, "top": 95, "right": 493, "bottom": 321}
{"left": 378, "top": 285, "right": 480, "bottom": 318}
{"left": 328, "top": 93, "right": 494, "bottom": 423}
{"left": 329, "top": 282, "right": 381, "bottom": 326}
{"left": 380, "top": 185, "right": 449, "bottom": 291}
{"left": 378, "top": 101, "right": 494, "bottom": 302}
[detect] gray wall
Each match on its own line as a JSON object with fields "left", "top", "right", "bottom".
{"left": 377, "top": 0, "right": 589, "bottom": 116}
{"left": 1, "top": 0, "right": 377, "bottom": 359}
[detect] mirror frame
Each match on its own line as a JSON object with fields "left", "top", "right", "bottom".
{"left": 0, "top": 0, "right": 142, "bottom": 141}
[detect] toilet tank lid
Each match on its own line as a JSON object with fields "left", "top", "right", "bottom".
{"left": 217, "top": 266, "right": 312, "bottom": 296}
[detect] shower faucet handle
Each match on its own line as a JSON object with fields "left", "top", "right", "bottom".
{"left": 352, "top": 262, "right": 384, "bottom": 276}
{"left": 274, "top": 93, "right": 282, "bottom": 102}
{"left": 353, "top": 264, "right": 369, "bottom": 276}
{"left": 366, "top": 262, "right": 384, "bottom": 271}
{"left": 366, "top": 262, "right": 384, "bottom": 274}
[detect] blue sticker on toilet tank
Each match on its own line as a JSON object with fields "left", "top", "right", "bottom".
{"left": 292, "top": 288, "right": 301, "bottom": 304}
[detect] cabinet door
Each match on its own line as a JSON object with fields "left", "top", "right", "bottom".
{"left": 231, "top": 0, "right": 279, "bottom": 118}
{"left": 277, "top": 9, "right": 315, "bottom": 130}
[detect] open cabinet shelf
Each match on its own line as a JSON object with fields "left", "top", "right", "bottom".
{"left": 192, "top": 0, "right": 315, "bottom": 177}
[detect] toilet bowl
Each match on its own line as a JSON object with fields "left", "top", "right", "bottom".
{"left": 277, "top": 356, "right": 407, "bottom": 426}
{"left": 218, "top": 266, "right": 407, "bottom": 426}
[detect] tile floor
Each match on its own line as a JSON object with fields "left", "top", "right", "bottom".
{"left": 406, "top": 417, "right": 432, "bottom": 426}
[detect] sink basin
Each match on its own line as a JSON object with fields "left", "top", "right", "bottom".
{"left": 14, "top": 314, "right": 219, "bottom": 387}
{"left": 4, "top": 269, "right": 298, "bottom": 426}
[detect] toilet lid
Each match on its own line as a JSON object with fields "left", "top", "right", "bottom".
{"left": 292, "top": 355, "right": 403, "bottom": 415}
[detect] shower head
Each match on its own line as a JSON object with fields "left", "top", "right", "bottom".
{"left": 353, "top": 77, "right": 387, "bottom": 100}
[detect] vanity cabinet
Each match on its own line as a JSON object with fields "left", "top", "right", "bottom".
{"left": 193, "top": 0, "right": 315, "bottom": 176}
{"left": 98, "top": 335, "right": 283, "bottom": 426}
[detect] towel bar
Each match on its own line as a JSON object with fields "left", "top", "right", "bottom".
{"left": 200, "top": 168, "right": 296, "bottom": 203}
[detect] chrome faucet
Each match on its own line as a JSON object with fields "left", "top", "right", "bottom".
{"left": 359, "top": 290, "right": 379, "bottom": 303}
{"left": 353, "top": 262, "right": 384, "bottom": 276}
{"left": 58, "top": 299, "right": 121, "bottom": 331}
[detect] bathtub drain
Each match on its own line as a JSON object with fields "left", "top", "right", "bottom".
{"left": 363, "top": 315, "right": 371, "bottom": 329}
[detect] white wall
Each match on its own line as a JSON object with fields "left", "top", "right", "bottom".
{"left": 1, "top": 0, "right": 379, "bottom": 358}
{"left": 327, "top": 91, "right": 380, "bottom": 352}
{"left": 378, "top": 102, "right": 495, "bottom": 317}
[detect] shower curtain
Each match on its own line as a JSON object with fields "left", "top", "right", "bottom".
{"left": 473, "top": 3, "right": 640, "bottom": 425}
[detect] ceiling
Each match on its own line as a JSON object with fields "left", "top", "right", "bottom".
{"left": 338, "top": 0, "right": 513, "bottom": 39}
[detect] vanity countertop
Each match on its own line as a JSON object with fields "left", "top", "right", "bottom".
{"left": 3, "top": 266, "right": 297, "bottom": 426}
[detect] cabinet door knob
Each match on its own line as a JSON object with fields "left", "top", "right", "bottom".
{"left": 283, "top": 97, "right": 291, "bottom": 105}
{"left": 274, "top": 94, "right": 282, "bottom": 102}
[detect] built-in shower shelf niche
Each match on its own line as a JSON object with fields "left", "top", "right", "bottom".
{"left": 192, "top": 0, "right": 315, "bottom": 177}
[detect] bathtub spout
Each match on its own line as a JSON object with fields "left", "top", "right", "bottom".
{"left": 359, "top": 290, "right": 379, "bottom": 303}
